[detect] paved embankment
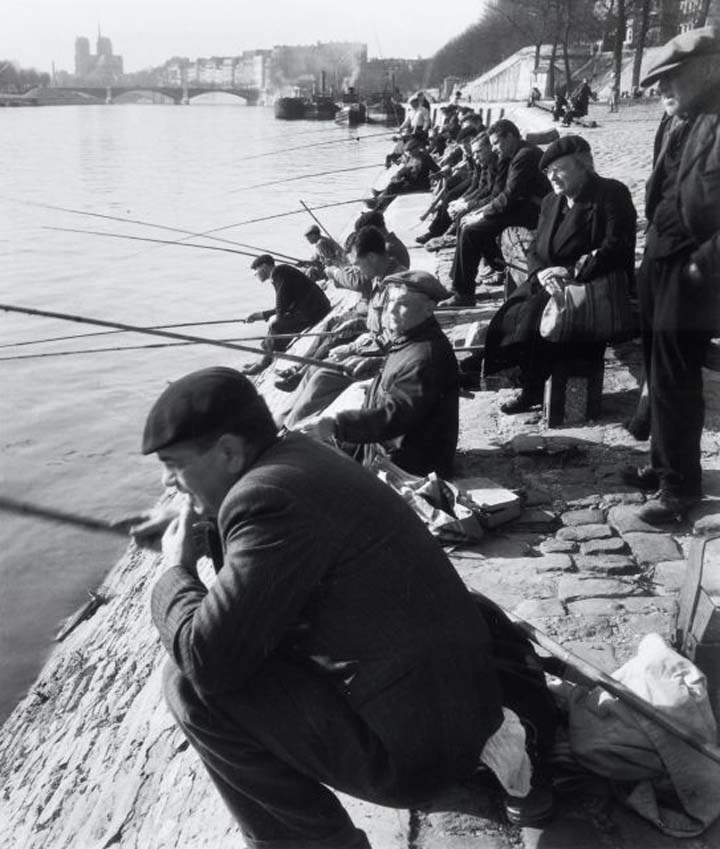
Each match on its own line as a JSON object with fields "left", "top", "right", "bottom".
{"left": 1, "top": 100, "right": 719, "bottom": 849}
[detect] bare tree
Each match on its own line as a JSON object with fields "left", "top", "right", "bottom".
{"left": 612, "top": 0, "right": 627, "bottom": 102}
{"left": 631, "top": 0, "right": 652, "bottom": 91}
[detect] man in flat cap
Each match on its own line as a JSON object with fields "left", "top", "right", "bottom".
{"left": 136, "top": 366, "right": 558, "bottom": 847}
{"left": 440, "top": 119, "right": 550, "bottom": 307}
{"left": 301, "top": 270, "right": 460, "bottom": 478}
{"left": 243, "top": 253, "right": 331, "bottom": 374}
{"left": 625, "top": 26, "right": 720, "bottom": 522}
{"left": 301, "top": 223, "right": 345, "bottom": 281}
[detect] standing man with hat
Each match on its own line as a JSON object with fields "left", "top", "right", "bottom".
{"left": 627, "top": 26, "right": 720, "bottom": 522}
{"left": 135, "top": 366, "right": 558, "bottom": 848}
{"left": 243, "top": 253, "right": 331, "bottom": 375}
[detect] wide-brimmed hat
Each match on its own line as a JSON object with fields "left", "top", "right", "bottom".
{"left": 641, "top": 26, "right": 720, "bottom": 87}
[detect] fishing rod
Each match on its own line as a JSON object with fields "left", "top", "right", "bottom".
{"left": 18, "top": 199, "right": 304, "bottom": 265}
{"left": 0, "top": 321, "right": 342, "bottom": 351}
{"left": 0, "top": 331, "right": 350, "bottom": 362}
{"left": 0, "top": 303, "right": 352, "bottom": 375}
{"left": 43, "top": 226, "right": 304, "bottom": 264}
{"left": 242, "top": 130, "right": 397, "bottom": 162}
{"left": 118, "top": 197, "right": 372, "bottom": 261}
{"left": 235, "top": 162, "right": 384, "bottom": 193}
{"left": 0, "top": 495, "right": 129, "bottom": 538}
{"left": 504, "top": 605, "right": 720, "bottom": 768}
{"left": 299, "top": 199, "right": 336, "bottom": 243}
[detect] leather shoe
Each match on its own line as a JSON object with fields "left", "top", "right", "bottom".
{"left": 504, "top": 782, "right": 556, "bottom": 827}
{"left": 438, "top": 293, "right": 476, "bottom": 308}
{"left": 620, "top": 464, "right": 659, "bottom": 491}
{"left": 634, "top": 488, "right": 700, "bottom": 525}
{"left": 500, "top": 391, "right": 543, "bottom": 414}
{"left": 274, "top": 371, "right": 303, "bottom": 392}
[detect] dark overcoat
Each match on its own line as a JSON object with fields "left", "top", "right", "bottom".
{"left": 335, "top": 316, "right": 459, "bottom": 478}
{"left": 151, "top": 432, "right": 503, "bottom": 791}
{"left": 484, "top": 174, "right": 637, "bottom": 374}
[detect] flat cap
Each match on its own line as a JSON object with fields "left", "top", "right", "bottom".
{"left": 304, "top": 224, "right": 321, "bottom": 237}
{"left": 142, "top": 367, "right": 265, "bottom": 454}
{"left": 384, "top": 270, "right": 449, "bottom": 303}
{"left": 250, "top": 253, "right": 274, "bottom": 269}
{"left": 641, "top": 26, "right": 720, "bottom": 87}
{"left": 540, "top": 134, "right": 591, "bottom": 171}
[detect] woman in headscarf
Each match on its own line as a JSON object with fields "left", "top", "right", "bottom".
{"left": 480, "top": 135, "right": 637, "bottom": 413}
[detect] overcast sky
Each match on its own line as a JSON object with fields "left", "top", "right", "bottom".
{"left": 4, "top": 1, "right": 487, "bottom": 72}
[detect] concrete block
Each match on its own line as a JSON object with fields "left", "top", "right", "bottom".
{"left": 623, "top": 532, "right": 682, "bottom": 564}
{"left": 608, "top": 505, "right": 665, "bottom": 534}
{"left": 652, "top": 560, "right": 687, "bottom": 594}
{"left": 573, "top": 554, "right": 638, "bottom": 575}
{"left": 557, "top": 524, "right": 612, "bottom": 542}
{"left": 579, "top": 537, "right": 628, "bottom": 556}
{"left": 561, "top": 508, "right": 605, "bottom": 526}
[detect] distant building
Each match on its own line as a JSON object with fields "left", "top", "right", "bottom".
{"left": 270, "top": 41, "right": 367, "bottom": 95}
{"left": 73, "top": 29, "right": 123, "bottom": 84}
{"left": 625, "top": 0, "right": 708, "bottom": 48}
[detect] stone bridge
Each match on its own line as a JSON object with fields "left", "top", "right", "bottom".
{"left": 36, "top": 85, "right": 260, "bottom": 105}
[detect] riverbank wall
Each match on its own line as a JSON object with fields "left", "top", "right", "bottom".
{"left": 2, "top": 101, "right": 720, "bottom": 849}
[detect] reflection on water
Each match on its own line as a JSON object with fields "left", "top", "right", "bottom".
{"left": 0, "top": 103, "right": 385, "bottom": 722}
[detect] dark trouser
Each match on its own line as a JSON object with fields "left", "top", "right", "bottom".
{"left": 637, "top": 249, "right": 711, "bottom": 496}
{"left": 163, "top": 657, "right": 471, "bottom": 849}
{"left": 426, "top": 206, "right": 452, "bottom": 239}
{"left": 450, "top": 214, "right": 525, "bottom": 297}
{"left": 284, "top": 367, "right": 353, "bottom": 428}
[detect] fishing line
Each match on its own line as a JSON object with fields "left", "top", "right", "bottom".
{"left": 242, "top": 131, "right": 396, "bottom": 162}
{"left": 232, "top": 162, "right": 384, "bottom": 193}
{"left": 0, "top": 303, "right": 351, "bottom": 374}
{"left": 15, "top": 199, "right": 304, "bottom": 264}
{"left": 43, "top": 226, "right": 301, "bottom": 262}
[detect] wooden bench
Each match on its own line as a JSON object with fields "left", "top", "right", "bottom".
{"left": 543, "top": 344, "right": 606, "bottom": 428}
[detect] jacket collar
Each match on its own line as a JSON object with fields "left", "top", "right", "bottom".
{"left": 388, "top": 316, "right": 440, "bottom": 349}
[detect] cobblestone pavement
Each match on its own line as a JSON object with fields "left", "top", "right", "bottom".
{"left": 372, "top": 100, "right": 720, "bottom": 848}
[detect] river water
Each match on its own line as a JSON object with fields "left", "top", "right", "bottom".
{"left": 0, "top": 100, "right": 389, "bottom": 722}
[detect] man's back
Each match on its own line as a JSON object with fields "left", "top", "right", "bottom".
{"left": 272, "top": 263, "right": 330, "bottom": 321}
{"left": 203, "top": 432, "right": 501, "bottom": 766}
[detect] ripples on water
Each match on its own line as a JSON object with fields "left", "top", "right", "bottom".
{"left": 0, "top": 101, "right": 389, "bottom": 721}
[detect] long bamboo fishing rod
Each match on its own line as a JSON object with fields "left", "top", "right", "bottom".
{"left": 299, "top": 199, "right": 336, "bottom": 243}
{"left": 0, "top": 495, "right": 129, "bottom": 537}
{"left": 0, "top": 303, "right": 351, "bottom": 375}
{"left": 242, "top": 130, "right": 397, "bottom": 162}
{"left": 0, "top": 331, "right": 353, "bottom": 362}
{"left": 506, "top": 608, "right": 720, "bottom": 767}
{"left": 0, "top": 322, "right": 342, "bottom": 352}
{"left": 19, "top": 199, "right": 304, "bottom": 264}
{"left": 236, "top": 162, "right": 384, "bottom": 193}
{"left": 118, "top": 197, "right": 372, "bottom": 261}
{"left": 43, "top": 226, "right": 304, "bottom": 264}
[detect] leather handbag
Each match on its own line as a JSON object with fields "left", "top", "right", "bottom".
{"left": 539, "top": 267, "right": 635, "bottom": 344}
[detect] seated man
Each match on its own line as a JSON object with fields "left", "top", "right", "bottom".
{"left": 243, "top": 253, "right": 331, "bottom": 374}
{"left": 140, "top": 366, "right": 557, "bottom": 849}
{"left": 283, "top": 226, "right": 407, "bottom": 422}
{"left": 440, "top": 119, "right": 550, "bottom": 307}
{"left": 301, "top": 223, "right": 345, "bottom": 280}
{"left": 353, "top": 209, "right": 410, "bottom": 269}
{"left": 373, "top": 137, "right": 440, "bottom": 211}
{"left": 302, "top": 271, "right": 457, "bottom": 479}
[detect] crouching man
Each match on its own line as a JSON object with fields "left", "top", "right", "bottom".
{"left": 138, "top": 367, "right": 556, "bottom": 848}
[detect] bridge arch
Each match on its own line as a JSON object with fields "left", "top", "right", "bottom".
{"left": 187, "top": 90, "right": 248, "bottom": 105}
